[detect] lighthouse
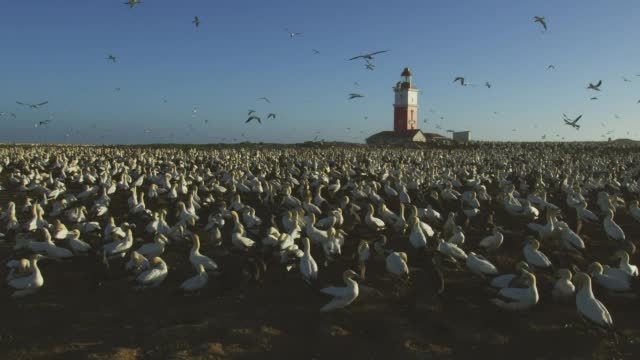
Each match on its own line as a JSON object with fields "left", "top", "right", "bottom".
{"left": 366, "top": 67, "right": 444, "bottom": 144}
{"left": 393, "top": 67, "right": 419, "bottom": 132}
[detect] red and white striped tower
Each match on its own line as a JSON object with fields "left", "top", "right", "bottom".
{"left": 393, "top": 67, "right": 419, "bottom": 132}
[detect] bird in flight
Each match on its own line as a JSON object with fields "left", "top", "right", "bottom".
{"left": 485, "top": 82, "right": 492, "bottom": 89}
{"left": 590, "top": 97, "right": 598, "bottom": 100}
{"left": 267, "top": 113, "right": 276, "bottom": 120}
{"left": 193, "top": 16, "right": 200, "bottom": 28}
{"left": 124, "top": 0, "right": 142, "bottom": 8}
{"left": 348, "top": 50, "right": 390, "bottom": 61}
{"left": 348, "top": 93, "right": 364, "bottom": 100}
{"left": 248, "top": 110, "right": 256, "bottom": 116}
{"left": 285, "top": 29, "right": 302, "bottom": 39}
{"left": 547, "top": 65, "right": 556, "bottom": 70}
{"left": 365, "top": 61, "right": 375, "bottom": 71}
{"left": 246, "top": 115, "right": 261, "bottom": 124}
{"left": 257, "top": 97, "right": 271, "bottom": 103}
{"left": 534, "top": 16, "right": 547, "bottom": 31}
{"left": 35, "top": 119, "right": 52, "bottom": 127}
{"left": 563, "top": 114, "right": 582, "bottom": 130}
{"left": 312, "top": 49, "right": 320, "bottom": 54}
{"left": 16, "top": 101, "right": 48, "bottom": 109}
{"left": 587, "top": 80, "right": 602, "bottom": 91}
{"left": 622, "top": 77, "right": 631, "bottom": 82}
{"left": 453, "top": 77, "right": 466, "bottom": 86}
{"left": 107, "top": 54, "right": 117, "bottom": 63}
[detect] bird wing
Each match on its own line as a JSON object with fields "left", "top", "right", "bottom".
{"left": 16, "top": 101, "right": 26, "bottom": 106}
{"left": 368, "top": 50, "right": 389, "bottom": 56}
{"left": 596, "top": 80, "right": 602, "bottom": 87}
{"left": 348, "top": 55, "right": 365, "bottom": 61}
{"left": 574, "top": 115, "right": 583, "bottom": 123}
{"left": 37, "top": 101, "right": 48, "bottom": 106}
{"left": 320, "top": 286, "right": 349, "bottom": 297}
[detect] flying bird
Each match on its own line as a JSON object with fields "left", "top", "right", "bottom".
{"left": 590, "top": 97, "right": 598, "bottom": 100}
{"left": 485, "top": 82, "right": 492, "bottom": 89}
{"left": 106, "top": 54, "right": 118, "bottom": 63}
{"left": 365, "top": 62, "right": 375, "bottom": 71}
{"left": 257, "top": 97, "right": 271, "bottom": 103}
{"left": 534, "top": 16, "right": 547, "bottom": 31}
{"left": 193, "top": 16, "right": 200, "bottom": 28}
{"left": 248, "top": 110, "right": 256, "bottom": 116}
{"left": 563, "top": 114, "right": 582, "bottom": 130}
{"left": 35, "top": 119, "right": 52, "bottom": 127}
{"left": 348, "top": 50, "right": 390, "bottom": 61}
{"left": 267, "top": 113, "right": 276, "bottom": 120}
{"left": 587, "top": 80, "right": 602, "bottom": 91}
{"left": 16, "top": 101, "right": 48, "bottom": 109}
{"left": 285, "top": 29, "right": 302, "bottom": 39}
{"left": 622, "top": 77, "right": 631, "bottom": 82}
{"left": 348, "top": 93, "right": 364, "bottom": 100}
{"left": 246, "top": 115, "right": 261, "bottom": 124}
{"left": 312, "top": 49, "right": 320, "bottom": 54}
{"left": 453, "top": 77, "right": 466, "bottom": 86}
{"left": 547, "top": 65, "right": 556, "bottom": 70}
{"left": 124, "top": 0, "right": 142, "bottom": 8}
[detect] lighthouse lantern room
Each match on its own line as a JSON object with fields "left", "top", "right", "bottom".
{"left": 393, "top": 67, "right": 419, "bottom": 132}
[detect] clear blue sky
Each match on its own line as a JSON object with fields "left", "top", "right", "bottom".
{"left": 0, "top": 0, "right": 638, "bottom": 144}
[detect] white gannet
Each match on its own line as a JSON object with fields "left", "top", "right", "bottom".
{"left": 386, "top": 251, "right": 409, "bottom": 278}
{"left": 603, "top": 209, "right": 625, "bottom": 242}
{"left": 573, "top": 272, "right": 615, "bottom": 333}
{"left": 614, "top": 250, "right": 638, "bottom": 277}
{"left": 319, "top": 270, "right": 360, "bottom": 312}
{"left": 490, "top": 272, "right": 539, "bottom": 310}
{"left": 135, "top": 257, "right": 168, "bottom": 289}
{"left": 365, "top": 204, "right": 386, "bottom": 231}
{"left": 466, "top": 252, "right": 498, "bottom": 278}
{"left": 523, "top": 238, "right": 552, "bottom": 268}
{"left": 552, "top": 268, "right": 576, "bottom": 302}
{"left": 299, "top": 237, "right": 318, "bottom": 283}
{"left": 180, "top": 264, "right": 208, "bottom": 292}
{"left": 490, "top": 261, "right": 530, "bottom": 289}
{"left": 8, "top": 254, "right": 46, "bottom": 298}
{"left": 190, "top": 234, "right": 218, "bottom": 271}
{"left": 479, "top": 227, "right": 504, "bottom": 252}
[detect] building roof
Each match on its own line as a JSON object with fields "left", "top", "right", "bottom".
{"left": 366, "top": 130, "right": 447, "bottom": 144}
{"left": 366, "top": 130, "right": 421, "bottom": 141}
{"left": 401, "top": 67, "right": 412, "bottom": 77}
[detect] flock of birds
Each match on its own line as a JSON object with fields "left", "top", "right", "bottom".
{"left": 0, "top": 144, "right": 639, "bottom": 346}
{"left": 3, "top": 5, "right": 639, "bottom": 143}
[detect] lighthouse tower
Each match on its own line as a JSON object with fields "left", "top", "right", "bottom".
{"left": 393, "top": 67, "right": 419, "bottom": 132}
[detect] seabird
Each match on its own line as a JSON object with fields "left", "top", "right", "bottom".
{"left": 246, "top": 115, "right": 261, "bottom": 124}
{"left": 563, "top": 114, "right": 582, "bottom": 130}
{"left": 348, "top": 93, "right": 364, "bottom": 100}
{"left": 587, "top": 80, "right": 602, "bottom": 91}
{"left": 590, "top": 97, "right": 598, "bottom": 100}
{"left": 124, "top": 0, "right": 142, "bottom": 8}
{"left": 193, "top": 16, "right": 200, "bottom": 28}
{"left": 485, "top": 82, "right": 492, "bottom": 88}
{"left": 534, "top": 16, "right": 547, "bottom": 31}
{"left": 312, "top": 49, "right": 320, "bottom": 54}
{"left": 453, "top": 77, "right": 466, "bottom": 86}
{"left": 257, "top": 97, "right": 271, "bottom": 103}
{"left": 348, "top": 50, "right": 390, "bottom": 61}
{"left": 285, "top": 29, "right": 302, "bottom": 39}
{"left": 16, "top": 101, "right": 48, "bottom": 109}
{"left": 267, "top": 113, "right": 276, "bottom": 120}
{"left": 547, "top": 65, "right": 556, "bottom": 70}
{"left": 106, "top": 54, "right": 117, "bottom": 63}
